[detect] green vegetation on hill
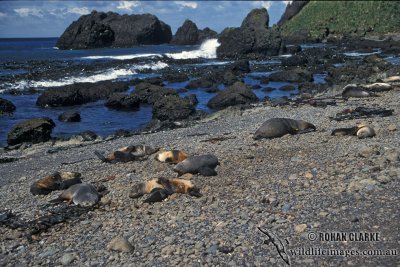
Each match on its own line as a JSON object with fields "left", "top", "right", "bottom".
{"left": 281, "top": 1, "right": 400, "bottom": 38}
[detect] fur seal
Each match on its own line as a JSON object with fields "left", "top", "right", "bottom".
{"left": 331, "top": 124, "right": 375, "bottom": 139}
{"left": 155, "top": 150, "right": 188, "bottom": 163}
{"left": 50, "top": 183, "right": 100, "bottom": 206}
{"left": 253, "top": 118, "right": 316, "bottom": 140}
{"left": 129, "top": 177, "right": 201, "bottom": 203}
{"left": 382, "top": 76, "right": 400, "bottom": 83}
{"left": 362, "top": 83, "right": 392, "bottom": 92}
{"left": 30, "top": 171, "right": 82, "bottom": 195}
{"left": 342, "top": 84, "right": 375, "bottom": 98}
{"left": 173, "top": 154, "right": 219, "bottom": 176}
{"left": 95, "top": 145, "right": 158, "bottom": 163}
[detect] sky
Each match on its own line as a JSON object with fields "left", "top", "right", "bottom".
{"left": 0, "top": 1, "right": 291, "bottom": 38}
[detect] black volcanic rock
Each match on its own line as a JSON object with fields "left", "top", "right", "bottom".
{"left": 217, "top": 8, "right": 282, "bottom": 58}
{"left": 0, "top": 98, "right": 16, "bottom": 114}
{"left": 132, "top": 83, "right": 177, "bottom": 104}
{"left": 7, "top": 117, "right": 55, "bottom": 146}
{"left": 268, "top": 68, "right": 313, "bottom": 83}
{"left": 207, "top": 81, "right": 258, "bottom": 110}
{"left": 105, "top": 94, "right": 140, "bottom": 111}
{"left": 36, "top": 81, "right": 129, "bottom": 107}
{"left": 152, "top": 95, "right": 196, "bottom": 121}
{"left": 171, "top": 19, "right": 199, "bottom": 45}
{"left": 58, "top": 111, "right": 81, "bottom": 122}
{"left": 277, "top": 1, "right": 309, "bottom": 26}
{"left": 56, "top": 11, "right": 172, "bottom": 49}
{"left": 197, "top": 27, "right": 218, "bottom": 44}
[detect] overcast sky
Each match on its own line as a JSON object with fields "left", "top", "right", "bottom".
{"left": 0, "top": 1, "right": 291, "bottom": 38}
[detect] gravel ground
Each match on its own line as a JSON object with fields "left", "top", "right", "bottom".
{"left": 0, "top": 86, "right": 399, "bottom": 266}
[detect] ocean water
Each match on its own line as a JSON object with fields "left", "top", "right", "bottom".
{"left": 0, "top": 38, "right": 319, "bottom": 147}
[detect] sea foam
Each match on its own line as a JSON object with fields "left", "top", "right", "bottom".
{"left": 166, "top": 39, "right": 220, "bottom": 59}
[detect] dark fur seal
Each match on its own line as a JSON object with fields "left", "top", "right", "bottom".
{"left": 173, "top": 154, "right": 219, "bottom": 176}
{"left": 342, "top": 84, "right": 375, "bottom": 98}
{"left": 50, "top": 183, "right": 100, "bottom": 206}
{"left": 30, "top": 171, "right": 82, "bottom": 195}
{"left": 129, "top": 177, "right": 201, "bottom": 203}
{"left": 155, "top": 150, "right": 188, "bottom": 163}
{"left": 253, "top": 118, "right": 316, "bottom": 140}
{"left": 95, "top": 145, "right": 158, "bottom": 163}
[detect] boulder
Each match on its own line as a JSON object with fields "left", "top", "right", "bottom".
{"left": 184, "top": 94, "right": 199, "bottom": 106}
{"left": 152, "top": 95, "right": 196, "bottom": 121}
{"left": 217, "top": 8, "right": 282, "bottom": 58}
{"left": 279, "top": 85, "right": 296, "bottom": 91}
{"left": 267, "top": 68, "right": 313, "bottom": 83}
{"left": 171, "top": 19, "right": 199, "bottom": 45}
{"left": 229, "top": 60, "right": 251, "bottom": 75}
{"left": 132, "top": 83, "right": 177, "bottom": 104}
{"left": 105, "top": 94, "right": 140, "bottom": 110}
{"left": 58, "top": 111, "right": 81, "bottom": 122}
{"left": 281, "top": 55, "right": 308, "bottom": 67}
{"left": 197, "top": 27, "right": 218, "bottom": 44}
{"left": 207, "top": 81, "right": 258, "bottom": 110}
{"left": 0, "top": 98, "right": 16, "bottom": 114}
{"left": 36, "top": 81, "right": 128, "bottom": 107}
{"left": 56, "top": 11, "right": 172, "bottom": 49}
{"left": 7, "top": 117, "right": 55, "bottom": 146}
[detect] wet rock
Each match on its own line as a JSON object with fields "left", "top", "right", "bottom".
{"left": 132, "top": 82, "right": 177, "bottom": 104}
{"left": 105, "top": 93, "right": 140, "bottom": 110}
{"left": 71, "top": 130, "right": 98, "bottom": 142}
{"left": 0, "top": 98, "right": 16, "bottom": 114}
{"left": 56, "top": 11, "right": 172, "bottom": 49}
{"left": 268, "top": 68, "right": 313, "bottom": 83}
{"left": 37, "top": 81, "right": 129, "bottom": 107}
{"left": 207, "top": 81, "right": 258, "bottom": 110}
{"left": 58, "top": 111, "right": 81, "bottom": 122}
{"left": 281, "top": 55, "right": 308, "bottom": 67}
{"left": 152, "top": 95, "right": 196, "bottom": 121}
{"left": 279, "top": 84, "right": 296, "bottom": 91}
{"left": 229, "top": 60, "right": 251, "bottom": 75}
{"left": 107, "top": 236, "right": 134, "bottom": 253}
{"left": 184, "top": 94, "right": 199, "bottom": 106}
{"left": 7, "top": 117, "right": 55, "bottom": 146}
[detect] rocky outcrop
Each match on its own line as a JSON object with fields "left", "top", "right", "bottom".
{"left": 105, "top": 94, "right": 140, "bottom": 111}
{"left": 56, "top": 11, "right": 172, "bottom": 49}
{"left": 36, "top": 81, "right": 128, "bottom": 107}
{"left": 277, "top": 1, "right": 309, "bottom": 26}
{"left": 197, "top": 27, "right": 218, "bottom": 44}
{"left": 58, "top": 111, "right": 81, "bottom": 122}
{"left": 217, "top": 8, "right": 282, "bottom": 58}
{"left": 0, "top": 98, "right": 16, "bottom": 114}
{"left": 171, "top": 20, "right": 199, "bottom": 45}
{"left": 132, "top": 83, "right": 177, "bottom": 104}
{"left": 207, "top": 82, "right": 258, "bottom": 110}
{"left": 152, "top": 95, "right": 196, "bottom": 121}
{"left": 266, "top": 68, "right": 313, "bottom": 83}
{"left": 7, "top": 117, "right": 55, "bottom": 146}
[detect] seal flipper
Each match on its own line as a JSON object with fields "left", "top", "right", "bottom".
{"left": 143, "top": 188, "right": 170, "bottom": 203}
{"left": 94, "top": 150, "right": 108, "bottom": 162}
{"left": 188, "top": 187, "right": 202, "bottom": 197}
{"left": 198, "top": 166, "right": 217, "bottom": 176}
{"left": 331, "top": 127, "right": 358, "bottom": 136}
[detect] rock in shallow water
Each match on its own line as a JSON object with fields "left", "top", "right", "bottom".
{"left": 7, "top": 117, "right": 55, "bottom": 146}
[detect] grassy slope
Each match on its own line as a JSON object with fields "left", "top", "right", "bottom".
{"left": 281, "top": 1, "right": 400, "bottom": 37}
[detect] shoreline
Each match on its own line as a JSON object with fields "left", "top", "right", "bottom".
{"left": 0, "top": 84, "right": 399, "bottom": 266}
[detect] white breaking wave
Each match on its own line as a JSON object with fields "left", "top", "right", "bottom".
{"left": 344, "top": 51, "right": 381, "bottom": 57}
{"left": 166, "top": 39, "right": 220, "bottom": 59}
{"left": 81, "top": 53, "right": 162, "bottom": 60}
{"left": 8, "top": 61, "right": 169, "bottom": 89}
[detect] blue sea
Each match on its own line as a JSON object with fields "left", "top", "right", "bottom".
{"left": 0, "top": 38, "right": 326, "bottom": 147}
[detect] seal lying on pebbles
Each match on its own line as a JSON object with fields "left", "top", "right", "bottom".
{"left": 332, "top": 124, "right": 375, "bottom": 139}
{"left": 95, "top": 145, "right": 158, "bottom": 163}
{"left": 155, "top": 150, "right": 188, "bottom": 163}
{"left": 342, "top": 84, "right": 375, "bottom": 98}
{"left": 382, "top": 76, "right": 400, "bottom": 83}
{"left": 50, "top": 183, "right": 100, "bottom": 206}
{"left": 253, "top": 118, "right": 316, "bottom": 140}
{"left": 129, "top": 177, "right": 202, "bottom": 203}
{"left": 173, "top": 154, "right": 219, "bottom": 176}
{"left": 30, "top": 172, "right": 82, "bottom": 195}
{"left": 362, "top": 83, "right": 392, "bottom": 92}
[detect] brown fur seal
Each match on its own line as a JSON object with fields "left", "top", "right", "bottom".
{"left": 155, "top": 150, "right": 188, "bottom": 163}
{"left": 173, "top": 154, "right": 219, "bottom": 176}
{"left": 331, "top": 124, "right": 375, "bottom": 139}
{"left": 30, "top": 171, "right": 82, "bottom": 195}
{"left": 342, "top": 84, "right": 375, "bottom": 98}
{"left": 362, "top": 83, "right": 392, "bottom": 92}
{"left": 50, "top": 183, "right": 100, "bottom": 206}
{"left": 129, "top": 177, "right": 201, "bottom": 203}
{"left": 253, "top": 118, "right": 316, "bottom": 140}
{"left": 95, "top": 145, "right": 158, "bottom": 163}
